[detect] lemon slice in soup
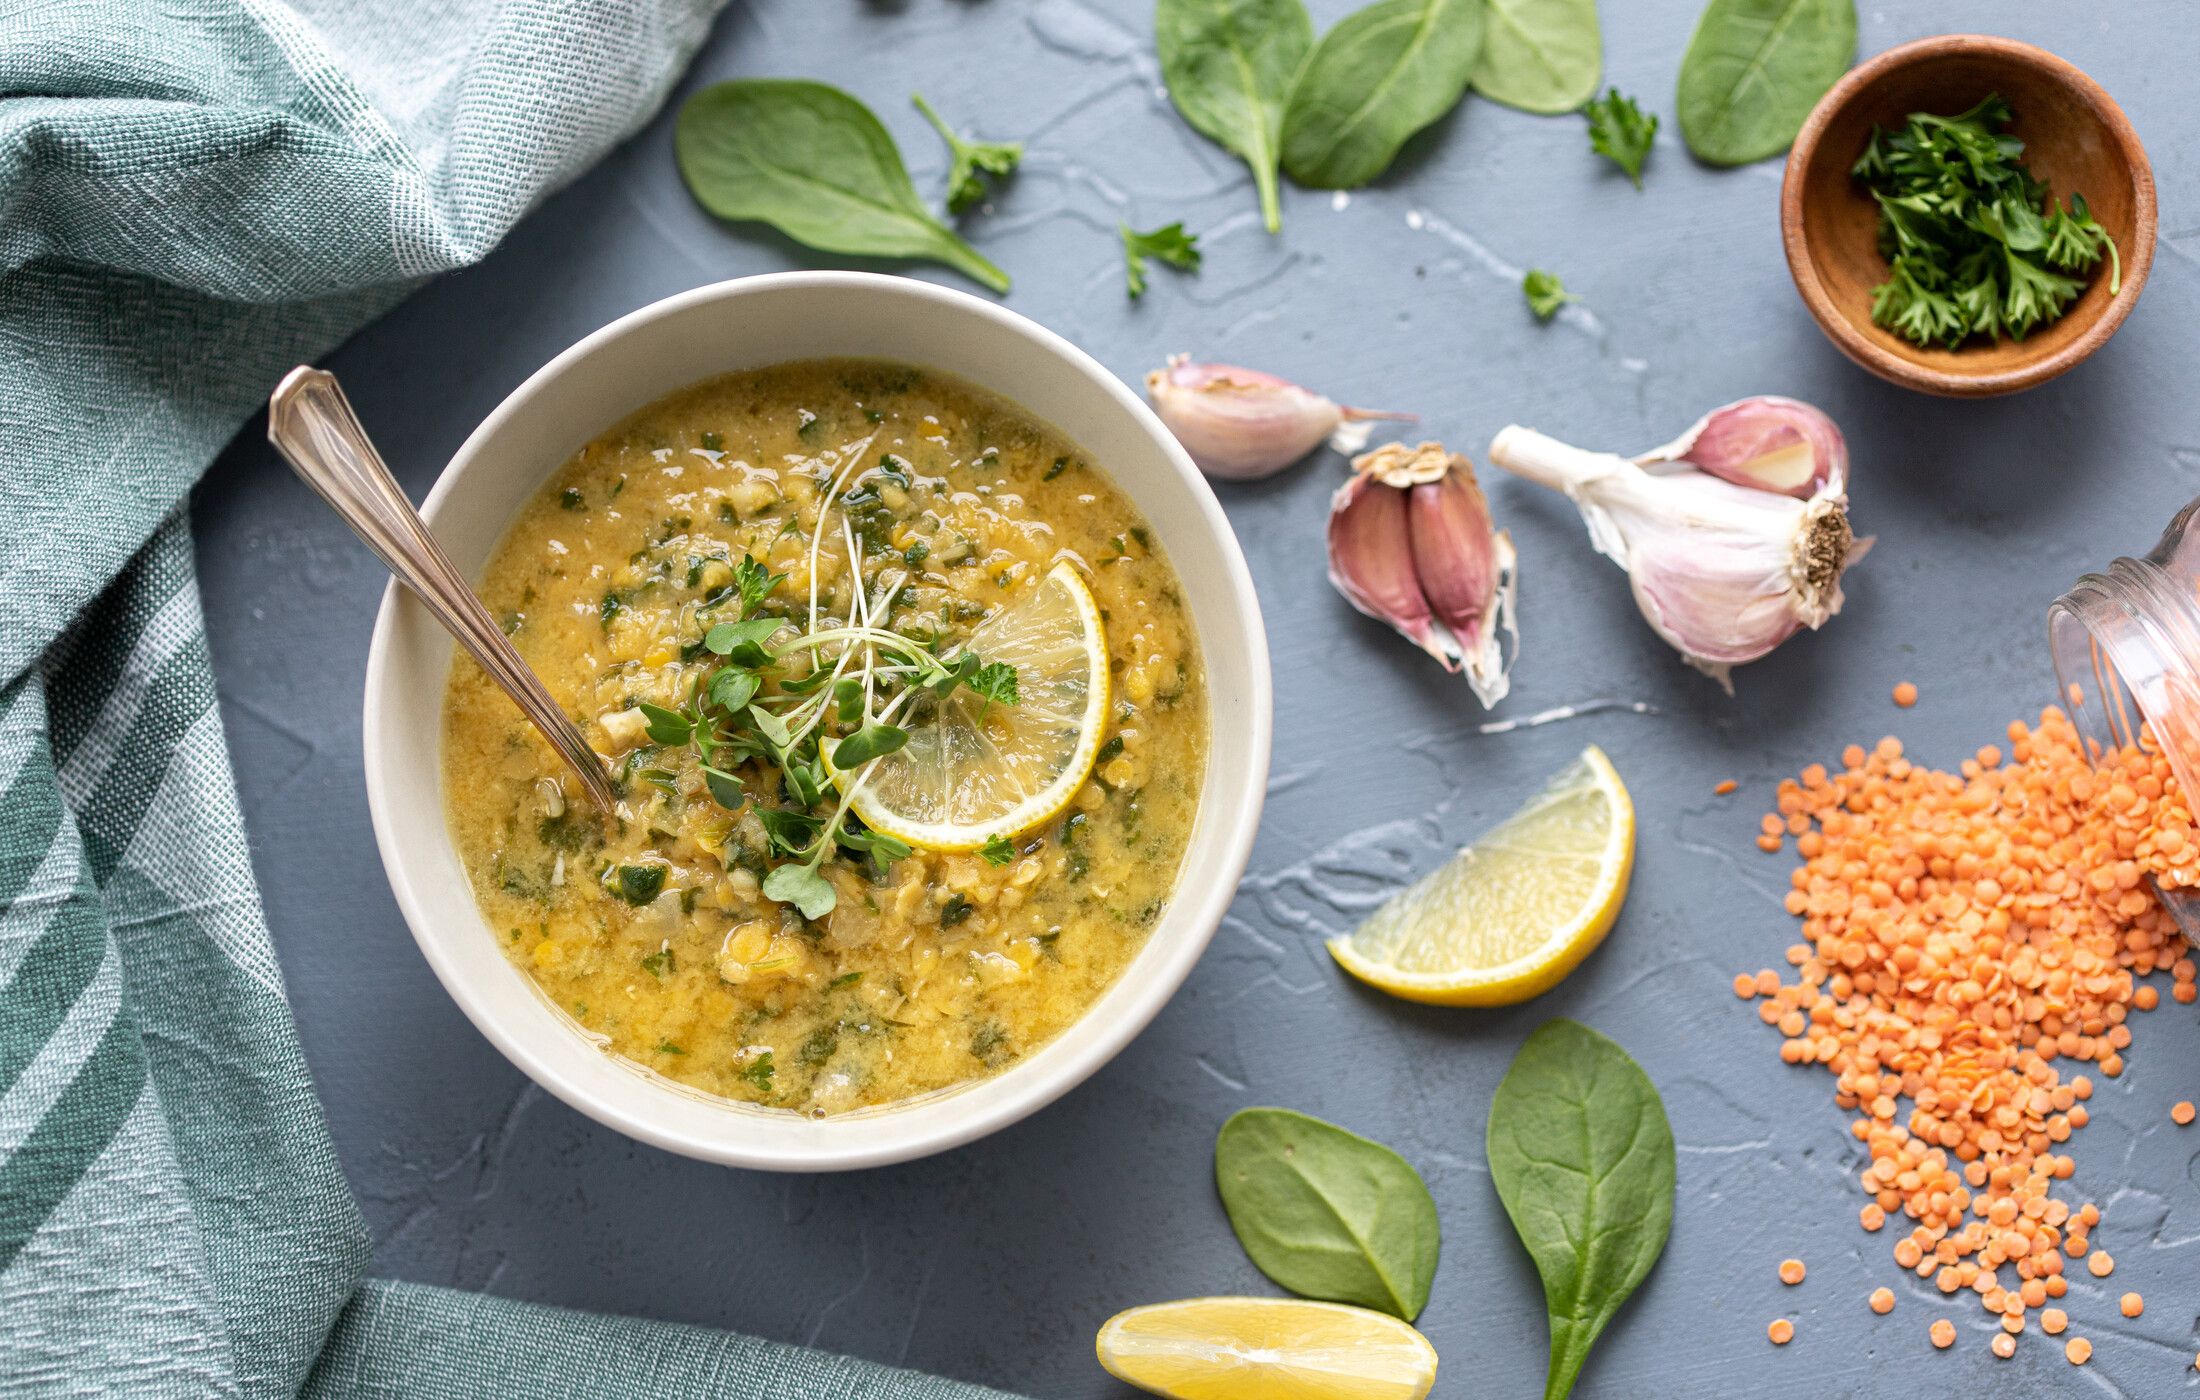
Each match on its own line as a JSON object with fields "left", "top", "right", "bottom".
{"left": 846, "top": 560, "right": 1110, "bottom": 852}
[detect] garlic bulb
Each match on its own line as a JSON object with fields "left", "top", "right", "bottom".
{"left": 1327, "top": 442, "right": 1518, "bottom": 707}
{"left": 1146, "top": 355, "right": 1412, "bottom": 480}
{"left": 1488, "top": 398, "right": 1865, "bottom": 692}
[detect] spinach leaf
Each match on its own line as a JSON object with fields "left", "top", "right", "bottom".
{"left": 1472, "top": 0, "right": 1601, "bottom": 114}
{"left": 1487, "top": 1019, "right": 1675, "bottom": 1400}
{"left": 1156, "top": 0, "right": 1315, "bottom": 233}
{"left": 1214, "top": 1107, "right": 1439, "bottom": 1321}
{"left": 675, "top": 79, "right": 1010, "bottom": 293}
{"left": 1675, "top": 0, "right": 1855, "bottom": 166}
{"left": 1279, "top": 0, "right": 1483, "bottom": 189}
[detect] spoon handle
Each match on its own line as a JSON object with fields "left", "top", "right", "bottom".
{"left": 267, "top": 366, "right": 619, "bottom": 815}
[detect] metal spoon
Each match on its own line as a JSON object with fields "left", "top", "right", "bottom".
{"left": 268, "top": 366, "right": 619, "bottom": 814}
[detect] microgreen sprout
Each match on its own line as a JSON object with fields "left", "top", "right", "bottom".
{"left": 627, "top": 448, "right": 1025, "bottom": 919}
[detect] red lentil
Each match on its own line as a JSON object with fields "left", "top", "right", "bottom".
{"left": 1768, "top": 1318, "right": 1794, "bottom": 1345}
{"left": 1741, "top": 708, "right": 2194, "bottom": 1354}
{"left": 1894, "top": 682, "right": 1919, "bottom": 708}
{"left": 1869, "top": 1286, "right": 1895, "bottom": 1314}
{"left": 1930, "top": 1318, "right": 1956, "bottom": 1349}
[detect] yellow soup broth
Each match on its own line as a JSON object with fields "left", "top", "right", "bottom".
{"left": 441, "top": 359, "right": 1207, "bottom": 1114}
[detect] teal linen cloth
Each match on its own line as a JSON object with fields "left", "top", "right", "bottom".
{"left": 0, "top": 3, "right": 1022, "bottom": 1397}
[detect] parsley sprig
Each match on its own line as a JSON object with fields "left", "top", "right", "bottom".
{"left": 1583, "top": 89, "right": 1656, "bottom": 188}
{"left": 1853, "top": 95, "right": 2119, "bottom": 348}
{"left": 1121, "top": 222, "right": 1202, "bottom": 298}
{"left": 626, "top": 453, "right": 1024, "bottom": 920}
{"left": 913, "top": 92, "right": 1022, "bottom": 214}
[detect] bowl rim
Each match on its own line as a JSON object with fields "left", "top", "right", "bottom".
{"left": 1780, "top": 32, "right": 2158, "bottom": 398}
{"left": 360, "top": 271, "right": 1273, "bottom": 1170}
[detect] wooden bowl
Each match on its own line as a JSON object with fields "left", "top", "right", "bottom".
{"left": 1782, "top": 35, "right": 2156, "bottom": 397}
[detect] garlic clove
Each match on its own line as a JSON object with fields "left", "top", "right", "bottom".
{"left": 1404, "top": 453, "right": 1517, "bottom": 707}
{"left": 1146, "top": 355, "right": 1412, "bottom": 481}
{"left": 1635, "top": 395, "right": 1847, "bottom": 500}
{"left": 1489, "top": 421, "right": 1860, "bottom": 692}
{"left": 1326, "top": 467, "right": 1460, "bottom": 671}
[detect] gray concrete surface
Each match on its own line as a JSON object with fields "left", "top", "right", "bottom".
{"left": 190, "top": 1, "right": 2200, "bottom": 1394}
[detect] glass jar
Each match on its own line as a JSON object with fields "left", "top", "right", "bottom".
{"left": 2049, "top": 496, "right": 2200, "bottom": 933}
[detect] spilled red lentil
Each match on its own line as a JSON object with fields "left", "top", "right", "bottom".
{"left": 1740, "top": 707, "right": 2198, "bottom": 1350}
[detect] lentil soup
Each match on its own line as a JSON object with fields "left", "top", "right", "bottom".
{"left": 441, "top": 359, "right": 1207, "bottom": 1115}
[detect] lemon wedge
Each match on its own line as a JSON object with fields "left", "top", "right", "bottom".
{"left": 1096, "top": 1298, "right": 1438, "bottom": 1400}
{"left": 1327, "top": 744, "right": 1634, "bottom": 1005}
{"left": 845, "top": 560, "right": 1109, "bottom": 852}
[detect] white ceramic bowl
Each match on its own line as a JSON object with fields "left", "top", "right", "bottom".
{"left": 363, "top": 273, "right": 1272, "bottom": 1171}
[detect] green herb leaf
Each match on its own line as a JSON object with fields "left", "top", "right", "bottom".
{"left": 939, "top": 893, "right": 973, "bottom": 927}
{"left": 1156, "top": 0, "right": 1314, "bottom": 233}
{"left": 1522, "top": 268, "right": 1575, "bottom": 320}
{"left": 834, "top": 677, "right": 865, "bottom": 725}
{"left": 674, "top": 79, "right": 1010, "bottom": 293}
{"left": 700, "top": 765, "right": 746, "bottom": 810}
{"left": 832, "top": 723, "right": 909, "bottom": 769}
{"left": 636, "top": 702, "right": 693, "bottom": 746}
{"left": 1214, "top": 1107, "right": 1440, "bottom": 1320}
{"left": 1851, "top": 95, "right": 2114, "bottom": 347}
{"left": 922, "top": 651, "right": 983, "bottom": 698}
{"left": 640, "top": 947, "right": 675, "bottom": 978}
{"left": 1487, "top": 1019, "right": 1676, "bottom": 1400}
{"left": 838, "top": 823, "right": 913, "bottom": 867}
{"left": 612, "top": 864, "right": 667, "bottom": 906}
{"left": 1278, "top": 0, "right": 1483, "bottom": 189}
{"left": 734, "top": 554, "right": 783, "bottom": 614}
{"left": 1582, "top": 88, "right": 1656, "bottom": 187}
{"left": 1676, "top": 0, "right": 1855, "bottom": 165}
{"left": 1472, "top": 0, "right": 1601, "bottom": 114}
{"left": 756, "top": 807, "right": 823, "bottom": 855}
{"left": 830, "top": 971, "right": 864, "bottom": 989}
{"left": 966, "top": 661, "right": 1019, "bottom": 707}
{"left": 707, "top": 666, "right": 761, "bottom": 714}
{"left": 1120, "top": 222, "right": 1202, "bottom": 298}
{"left": 740, "top": 1051, "right": 776, "bottom": 1092}
{"left": 979, "top": 834, "right": 1016, "bottom": 866}
{"left": 705, "top": 615, "right": 787, "bottom": 663}
{"left": 912, "top": 92, "right": 1022, "bottom": 214}
{"left": 762, "top": 863, "right": 837, "bottom": 918}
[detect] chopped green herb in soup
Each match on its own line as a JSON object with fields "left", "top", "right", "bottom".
{"left": 442, "top": 360, "right": 1207, "bottom": 1114}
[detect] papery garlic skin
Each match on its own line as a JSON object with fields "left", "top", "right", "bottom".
{"left": 1489, "top": 423, "right": 1863, "bottom": 692}
{"left": 1146, "top": 355, "right": 1411, "bottom": 480}
{"left": 1327, "top": 442, "right": 1518, "bottom": 706}
{"left": 1636, "top": 396, "right": 1848, "bottom": 500}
